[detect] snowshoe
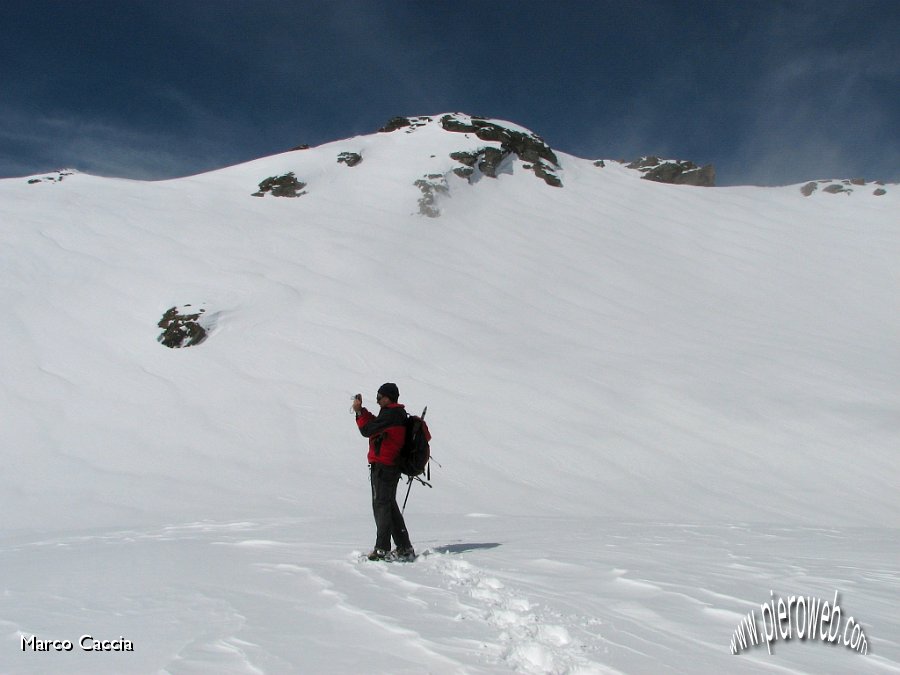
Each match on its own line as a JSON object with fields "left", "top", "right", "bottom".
{"left": 387, "top": 546, "right": 417, "bottom": 562}
{"left": 366, "top": 548, "right": 388, "bottom": 561}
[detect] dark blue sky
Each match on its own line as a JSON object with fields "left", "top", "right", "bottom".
{"left": 2, "top": 1, "right": 897, "bottom": 185}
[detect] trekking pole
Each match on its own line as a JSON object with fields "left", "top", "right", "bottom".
{"left": 402, "top": 474, "right": 433, "bottom": 513}
{"left": 402, "top": 476, "right": 414, "bottom": 513}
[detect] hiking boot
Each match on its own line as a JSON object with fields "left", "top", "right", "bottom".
{"left": 366, "top": 549, "right": 387, "bottom": 561}
{"left": 389, "top": 546, "right": 416, "bottom": 562}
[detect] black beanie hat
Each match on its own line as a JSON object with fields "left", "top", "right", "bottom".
{"left": 378, "top": 382, "right": 399, "bottom": 402}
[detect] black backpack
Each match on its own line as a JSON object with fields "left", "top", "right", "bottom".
{"left": 398, "top": 406, "right": 431, "bottom": 479}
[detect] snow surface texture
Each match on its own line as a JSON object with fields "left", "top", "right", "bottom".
{"left": 1, "top": 113, "right": 897, "bottom": 673}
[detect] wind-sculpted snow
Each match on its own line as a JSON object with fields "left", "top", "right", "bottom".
{"left": 2, "top": 516, "right": 896, "bottom": 673}
{"left": 0, "top": 113, "right": 898, "bottom": 672}
{"left": 6, "top": 118, "right": 896, "bottom": 532}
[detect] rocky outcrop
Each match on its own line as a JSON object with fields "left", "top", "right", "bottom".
{"left": 800, "top": 182, "right": 818, "bottom": 197}
{"left": 27, "top": 170, "right": 75, "bottom": 184}
{"left": 337, "top": 152, "right": 362, "bottom": 167}
{"left": 440, "top": 115, "right": 559, "bottom": 166}
{"left": 527, "top": 161, "right": 563, "bottom": 188}
{"left": 158, "top": 305, "right": 210, "bottom": 348}
{"left": 252, "top": 172, "right": 307, "bottom": 197}
{"left": 375, "top": 113, "right": 563, "bottom": 187}
{"left": 800, "top": 178, "right": 888, "bottom": 197}
{"left": 449, "top": 151, "right": 478, "bottom": 180}
{"left": 379, "top": 116, "right": 433, "bottom": 133}
{"left": 379, "top": 116, "right": 413, "bottom": 133}
{"left": 627, "top": 157, "right": 715, "bottom": 187}
{"left": 440, "top": 114, "right": 562, "bottom": 187}
{"left": 450, "top": 148, "right": 509, "bottom": 180}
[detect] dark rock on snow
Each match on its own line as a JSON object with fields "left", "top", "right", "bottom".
{"left": 380, "top": 115, "right": 433, "bottom": 133}
{"left": 26, "top": 170, "right": 75, "bottom": 185}
{"left": 627, "top": 157, "right": 716, "bottom": 187}
{"left": 801, "top": 182, "right": 818, "bottom": 196}
{"left": 379, "top": 116, "right": 414, "bottom": 133}
{"left": 439, "top": 115, "right": 559, "bottom": 166}
{"left": 801, "top": 178, "right": 888, "bottom": 197}
{"left": 440, "top": 114, "right": 562, "bottom": 187}
{"left": 382, "top": 114, "right": 563, "bottom": 187}
{"left": 450, "top": 148, "right": 509, "bottom": 179}
{"left": 337, "top": 152, "right": 363, "bottom": 167}
{"left": 158, "top": 306, "right": 208, "bottom": 348}
{"left": 252, "top": 172, "right": 307, "bottom": 197}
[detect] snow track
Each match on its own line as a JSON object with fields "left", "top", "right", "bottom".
{"left": 347, "top": 548, "right": 614, "bottom": 673}
{"left": 2, "top": 516, "right": 898, "bottom": 674}
{"left": 430, "top": 556, "right": 613, "bottom": 674}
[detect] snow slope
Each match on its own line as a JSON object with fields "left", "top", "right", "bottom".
{"left": 1, "top": 113, "right": 897, "bottom": 673}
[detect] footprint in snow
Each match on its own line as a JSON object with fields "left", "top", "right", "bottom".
{"left": 433, "top": 555, "right": 605, "bottom": 674}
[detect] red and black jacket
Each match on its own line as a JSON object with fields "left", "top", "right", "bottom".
{"left": 356, "top": 403, "right": 408, "bottom": 466}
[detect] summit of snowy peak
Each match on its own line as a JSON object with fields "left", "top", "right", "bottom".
{"left": 231, "top": 112, "right": 568, "bottom": 217}
{"left": 376, "top": 113, "right": 563, "bottom": 188}
{"left": 377, "top": 112, "right": 547, "bottom": 144}
{"left": 153, "top": 114, "right": 895, "bottom": 220}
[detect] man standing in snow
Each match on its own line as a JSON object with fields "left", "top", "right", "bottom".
{"left": 352, "top": 383, "right": 416, "bottom": 561}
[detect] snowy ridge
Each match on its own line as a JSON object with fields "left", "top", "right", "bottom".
{"left": 1, "top": 113, "right": 898, "bottom": 673}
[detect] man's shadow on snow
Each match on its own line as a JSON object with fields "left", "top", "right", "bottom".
{"left": 433, "top": 543, "right": 501, "bottom": 555}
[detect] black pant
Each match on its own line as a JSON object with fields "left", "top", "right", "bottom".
{"left": 370, "top": 464, "right": 411, "bottom": 552}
